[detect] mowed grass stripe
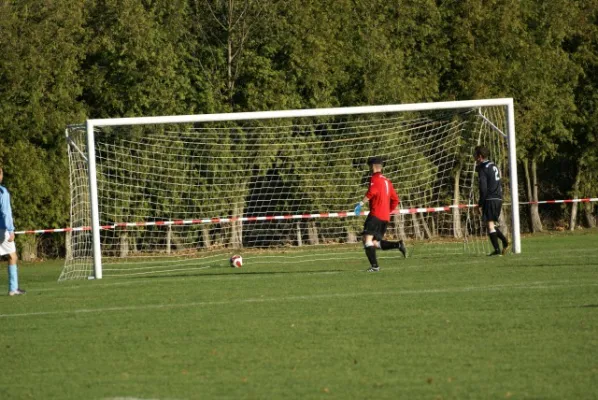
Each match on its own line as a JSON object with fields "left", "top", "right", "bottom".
{"left": 2, "top": 279, "right": 596, "bottom": 319}
{"left": 0, "top": 230, "right": 596, "bottom": 400}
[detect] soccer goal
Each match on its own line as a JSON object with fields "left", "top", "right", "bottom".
{"left": 60, "top": 99, "right": 520, "bottom": 281}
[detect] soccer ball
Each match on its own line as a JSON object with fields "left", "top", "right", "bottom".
{"left": 230, "top": 255, "right": 243, "bottom": 268}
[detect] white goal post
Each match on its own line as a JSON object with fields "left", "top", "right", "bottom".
{"left": 62, "top": 98, "right": 520, "bottom": 281}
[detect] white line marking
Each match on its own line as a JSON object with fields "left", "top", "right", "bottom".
{"left": 1, "top": 281, "right": 596, "bottom": 319}
{"left": 104, "top": 397, "right": 182, "bottom": 400}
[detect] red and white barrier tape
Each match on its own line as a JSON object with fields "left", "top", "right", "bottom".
{"left": 13, "top": 198, "right": 598, "bottom": 235}
{"left": 520, "top": 198, "right": 598, "bottom": 205}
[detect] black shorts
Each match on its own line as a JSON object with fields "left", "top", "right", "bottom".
{"left": 362, "top": 214, "right": 388, "bottom": 241}
{"left": 482, "top": 200, "right": 502, "bottom": 222}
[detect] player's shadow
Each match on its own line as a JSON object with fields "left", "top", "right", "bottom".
{"left": 558, "top": 304, "right": 598, "bottom": 309}
{"left": 138, "top": 268, "right": 346, "bottom": 280}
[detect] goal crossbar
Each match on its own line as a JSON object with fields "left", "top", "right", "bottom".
{"left": 89, "top": 98, "right": 515, "bottom": 127}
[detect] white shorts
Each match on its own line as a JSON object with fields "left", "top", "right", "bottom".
{"left": 0, "top": 230, "right": 16, "bottom": 256}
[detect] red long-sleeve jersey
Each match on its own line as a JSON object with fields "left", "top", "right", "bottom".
{"left": 365, "top": 172, "right": 399, "bottom": 222}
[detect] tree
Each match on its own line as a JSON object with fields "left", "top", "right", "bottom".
{"left": 347, "top": 0, "right": 448, "bottom": 105}
{"left": 514, "top": 1, "right": 580, "bottom": 232}
{"left": 566, "top": 0, "right": 598, "bottom": 229}
{"left": 189, "top": 0, "right": 275, "bottom": 112}
{"left": 440, "top": 0, "right": 580, "bottom": 233}
{"left": 0, "top": 0, "right": 87, "bottom": 257}
{"left": 81, "top": 0, "right": 193, "bottom": 118}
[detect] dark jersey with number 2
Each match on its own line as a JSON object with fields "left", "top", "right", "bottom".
{"left": 476, "top": 160, "right": 503, "bottom": 207}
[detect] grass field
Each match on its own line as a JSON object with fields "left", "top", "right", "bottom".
{"left": 1, "top": 230, "right": 597, "bottom": 400}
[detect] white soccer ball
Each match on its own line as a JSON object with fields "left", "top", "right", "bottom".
{"left": 230, "top": 255, "right": 243, "bottom": 268}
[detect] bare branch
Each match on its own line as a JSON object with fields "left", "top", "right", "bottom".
{"left": 205, "top": 0, "right": 228, "bottom": 32}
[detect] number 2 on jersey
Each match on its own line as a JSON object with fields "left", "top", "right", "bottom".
{"left": 493, "top": 166, "right": 500, "bottom": 181}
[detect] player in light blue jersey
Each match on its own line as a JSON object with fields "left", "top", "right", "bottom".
{"left": 0, "top": 167, "right": 25, "bottom": 296}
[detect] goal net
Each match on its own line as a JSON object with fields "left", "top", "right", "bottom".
{"left": 60, "top": 100, "right": 519, "bottom": 280}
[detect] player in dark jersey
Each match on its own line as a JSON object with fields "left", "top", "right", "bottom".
{"left": 354, "top": 157, "right": 406, "bottom": 272}
{"left": 474, "top": 146, "right": 509, "bottom": 256}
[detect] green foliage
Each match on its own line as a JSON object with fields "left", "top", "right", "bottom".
{"left": 0, "top": 0, "right": 86, "bottom": 146}
{"left": 440, "top": 0, "right": 579, "bottom": 161}
{"left": 82, "top": 0, "right": 193, "bottom": 117}
{"left": 0, "top": 0, "right": 82, "bottom": 239}
{"left": 348, "top": 0, "right": 448, "bottom": 104}
{"left": 0, "top": 0, "right": 596, "bottom": 249}
{"left": 0, "top": 140, "right": 69, "bottom": 231}
{"left": 567, "top": 0, "right": 598, "bottom": 198}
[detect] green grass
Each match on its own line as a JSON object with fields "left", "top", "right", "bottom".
{"left": 1, "top": 230, "right": 597, "bottom": 400}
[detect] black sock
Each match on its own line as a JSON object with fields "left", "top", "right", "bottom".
{"left": 364, "top": 246, "right": 378, "bottom": 267}
{"left": 380, "top": 240, "right": 400, "bottom": 250}
{"left": 489, "top": 232, "right": 500, "bottom": 252}
{"left": 495, "top": 228, "right": 508, "bottom": 247}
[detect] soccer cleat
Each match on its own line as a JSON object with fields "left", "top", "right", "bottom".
{"left": 398, "top": 241, "right": 407, "bottom": 258}
{"left": 487, "top": 250, "right": 502, "bottom": 257}
{"left": 366, "top": 267, "right": 380, "bottom": 272}
{"left": 8, "top": 288, "right": 26, "bottom": 296}
{"left": 501, "top": 243, "right": 509, "bottom": 256}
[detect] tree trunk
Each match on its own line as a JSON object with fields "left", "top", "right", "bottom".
{"left": 227, "top": 0, "right": 234, "bottom": 106}
{"left": 419, "top": 214, "right": 433, "bottom": 239}
{"left": 523, "top": 160, "right": 533, "bottom": 231}
{"left": 230, "top": 202, "right": 243, "bottom": 249}
{"left": 65, "top": 230, "right": 72, "bottom": 260}
{"left": 530, "top": 158, "right": 543, "bottom": 232}
{"left": 523, "top": 159, "right": 543, "bottom": 233}
{"left": 411, "top": 213, "right": 423, "bottom": 239}
{"left": 201, "top": 225, "right": 211, "bottom": 249}
{"left": 394, "top": 212, "right": 406, "bottom": 240}
{"left": 227, "top": 27, "right": 234, "bottom": 106}
{"left": 172, "top": 230, "right": 192, "bottom": 251}
{"left": 120, "top": 231, "right": 129, "bottom": 258}
{"left": 453, "top": 168, "right": 462, "bottom": 238}
{"left": 569, "top": 162, "right": 581, "bottom": 231}
{"left": 570, "top": 202, "right": 579, "bottom": 230}
{"left": 499, "top": 211, "right": 509, "bottom": 240}
{"left": 296, "top": 222, "right": 303, "bottom": 246}
{"left": 345, "top": 225, "right": 357, "bottom": 243}
{"left": 584, "top": 201, "right": 596, "bottom": 228}
{"left": 307, "top": 220, "right": 319, "bottom": 245}
{"left": 20, "top": 235, "right": 37, "bottom": 261}
{"left": 166, "top": 225, "right": 172, "bottom": 254}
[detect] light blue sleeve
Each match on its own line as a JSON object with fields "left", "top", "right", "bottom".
{"left": 0, "top": 188, "right": 15, "bottom": 232}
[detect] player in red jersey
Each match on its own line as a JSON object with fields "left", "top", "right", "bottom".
{"left": 354, "top": 157, "right": 406, "bottom": 272}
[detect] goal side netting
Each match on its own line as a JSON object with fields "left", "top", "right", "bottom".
{"left": 60, "top": 100, "right": 519, "bottom": 280}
